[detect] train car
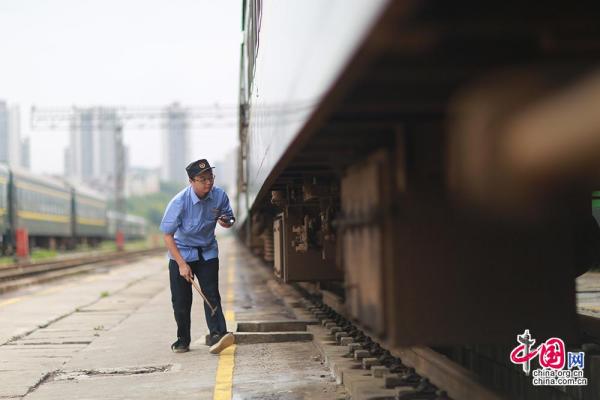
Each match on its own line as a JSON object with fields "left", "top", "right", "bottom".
{"left": 238, "top": 2, "right": 600, "bottom": 398}
{"left": 106, "top": 210, "right": 147, "bottom": 241}
{"left": 0, "top": 164, "right": 10, "bottom": 253}
{"left": 70, "top": 183, "right": 108, "bottom": 245}
{"left": 122, "top": 214, "right": 147, "bottom": 240}
{"left": 10, "top": 166, "right": 72, "bottom": 249}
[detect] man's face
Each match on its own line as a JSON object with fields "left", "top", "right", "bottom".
{"left": 190, "top": 170, "right": 214, "bottom": 197}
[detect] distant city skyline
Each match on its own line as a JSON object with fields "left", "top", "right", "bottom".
{"left": 64, "top": 107, "right": 129, "bottom": 192}
{"left": 0, "top": 101, "right": 29, "bottom": 169}
{"left": 0, "top": 1, "right": 242, "bottom": 175}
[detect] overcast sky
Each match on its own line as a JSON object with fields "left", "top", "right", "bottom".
{"left": 0, "top": 0, "right": 242, "bottom": 174}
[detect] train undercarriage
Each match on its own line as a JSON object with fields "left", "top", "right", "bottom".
{"left": 237, "top": 1, "right": 600, "bottom": 398}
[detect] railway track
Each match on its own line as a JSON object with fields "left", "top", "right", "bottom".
{"left": 295, "top": 284, "right": 600, "bottom": 400}
{"left": 0, "top": 247, "right": 164, "bottom": 294}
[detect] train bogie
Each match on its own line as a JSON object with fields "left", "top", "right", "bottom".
{"left": 272, "top": 204, "right": 341, "bottom": 282}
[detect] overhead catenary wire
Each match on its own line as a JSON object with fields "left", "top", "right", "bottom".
{"left": 29, "top": 99, "right": 321, "bottom": 130}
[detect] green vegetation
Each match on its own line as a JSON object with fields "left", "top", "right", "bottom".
{"left": 30, "top": 249, "right": 58, "bottom": 261}
{"left": 100, "top": 239, "right": 150, "bottom": 251}
{"left": 100, "top": 291, "right": 110, "bottom": 298}
{"left": 0, "top": 257, "right": 13, "bottom": 265}
{"left": 0, "top": 239, "right": 153, "bottom": 265}
{"left": 593, "top": 191, "right": 600, "bottom": 208}
{"left": 0, "top": 248, "right": 59, "bottom": 264}
{"left": 125, "top": 181, "right": 186, "bottom": 232}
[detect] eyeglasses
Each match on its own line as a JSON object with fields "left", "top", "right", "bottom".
{"left": 193, "top": 175, "right": 215, "bottom": 184}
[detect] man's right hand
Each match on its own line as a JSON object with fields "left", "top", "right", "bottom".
{"left": 178, "top": 262, "right": 193, "bottom": 283}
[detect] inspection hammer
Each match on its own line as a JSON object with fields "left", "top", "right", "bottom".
{"left": 190, "top": 279, "right": 218, "bottom": 317}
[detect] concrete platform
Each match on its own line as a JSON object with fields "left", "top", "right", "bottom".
{"left": 0, "top": 234, "right": 344, "bottom": 399}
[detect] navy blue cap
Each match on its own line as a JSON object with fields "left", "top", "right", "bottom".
{"left": 185, "top": 159, "right": 214, "bottom": 178}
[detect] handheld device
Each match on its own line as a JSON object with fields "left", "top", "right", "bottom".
{"left": 217, "top": 215, "right": 235, "bottom": 225}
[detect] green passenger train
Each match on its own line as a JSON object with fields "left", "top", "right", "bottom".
{"left": 0, "top": 163, "right": 146, "bottom": 255}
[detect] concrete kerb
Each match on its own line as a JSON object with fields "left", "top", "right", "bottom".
{"left": 233, "top": 332, "right": 313, "bottom": 344}
{"left": 236, "top": 320, "right": 318, "bottom": 332}
{"left": 203, "top": 320, "right": 319, "bottom": 345}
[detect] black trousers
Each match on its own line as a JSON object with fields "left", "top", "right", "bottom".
{"left": 168, "top": 256, "right": 227, "bottom": 345}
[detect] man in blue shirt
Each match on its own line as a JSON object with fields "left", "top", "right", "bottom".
{"left": 160, "top": 159, "right": 235, "bottom": 354}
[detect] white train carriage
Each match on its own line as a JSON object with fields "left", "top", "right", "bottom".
{"left": 106, "top": 210, "right": 147, "bottom": 241}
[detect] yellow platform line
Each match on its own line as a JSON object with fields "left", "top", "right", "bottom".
{"left": 225, "top": 287, "right": 234, "bottom": 305}
{"left": 0, "top": 297, "right": 24, "bottom": 308}
{"left": 213, "top": 255, "right": 236, "bottom": 400}
{"left": 37, "top": 285, "right": 67, "bottom": 296}
{"left": 213, "top": 344, "right": 236, "bottom": 400}
{"left": 0, "top": 275, "right": 105, "bottom": 310}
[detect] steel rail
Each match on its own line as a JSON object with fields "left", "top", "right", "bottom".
{"left": 0, "top": 248, "right": 164, "bottom": 292}
{"left": 297, "top": 283, "right": 600, "bottom": 400}
{"left": 295, "top": 283, "right": 505, "bottom": 400}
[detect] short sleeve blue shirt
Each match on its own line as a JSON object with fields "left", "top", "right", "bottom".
{"left": 159, "top": 185, "right": 234, "bottom": 261}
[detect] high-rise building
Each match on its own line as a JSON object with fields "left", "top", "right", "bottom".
{"left": 0, "top": 101, "right": 28, "bottom": 169}
{"left": 161, "top": 103, "right": 189, "bottom": 184}
{"left": 126, "top": 167, "right": 161, "bottom": 197}
{"left": 20, "top": 137, "right": 30, "bottom": 169}
{"left": 66, "top": 107, "right": 127, "bottom": 191}
{"left": 214, "top": 147, "right": 238, "bottom": 199}
{"left": 7, "top": 105, "right": 20, "bottom": 167}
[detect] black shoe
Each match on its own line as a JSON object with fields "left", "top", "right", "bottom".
{"left": 206, "top": 333, "right": 220, "bottom": 347}
{"left": 209, "top": 332, "right": 234, "bottom": 354}
{"left": 171, "top": 339, "right": 189, "bottom": 353}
